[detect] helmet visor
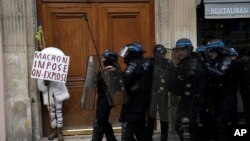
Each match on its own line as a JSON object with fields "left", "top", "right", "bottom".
{"left": 120, "top": 46, "right": 129, "bottom": 57}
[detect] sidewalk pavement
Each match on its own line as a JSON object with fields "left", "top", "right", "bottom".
{"left": 41, "top": 132, "right": 180, "bottom": 141}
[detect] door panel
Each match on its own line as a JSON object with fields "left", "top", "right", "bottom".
{"left": 99, "top": 3, "right": 153, "bottom": 68}
{"left": 39, "top": 0, "right": 154, "bottom": 135}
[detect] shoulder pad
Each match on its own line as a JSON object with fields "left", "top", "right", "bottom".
{"left": 221, "top": 57, "right": 232, "bottom": 71}
{"left": 222, "top": 58, "right": 232, "bottom": 66}
{"left": 124, "top": 63, "right": 137, "bottom": 74}
{"left": 143, "top": 59, "right": 152, "bottom": 70}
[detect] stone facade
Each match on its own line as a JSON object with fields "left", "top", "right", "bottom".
{"left": 0, "top": 4, "right": 6, "bottom": 140}
{"left": 0, "top": 0, "right": 41, "bottom": 140}
{"left": 0, "top": 0, "right": 197, "bottom": 140}
{"left": 155, "top": 0, "right": 197, "bottom": 50}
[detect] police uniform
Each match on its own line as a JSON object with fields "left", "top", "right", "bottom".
{"left": 147, "top": 44, "right": 175, "bottom": 141}
{"left": 120, "top": 43, "right": 151, "bottom": 141}
{"left": 205, "top": 40, "right": 237, "bottom": 141}
{"left": 92, "top": 50, "right": 119, "bottom": 141}
{"left": 173, "top": 38, "right": 206, "bottom": 141}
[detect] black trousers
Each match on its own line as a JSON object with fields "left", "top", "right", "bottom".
{"left": 122, "top": 121, "right": 149, "bottom": 141}
{"left": 147, "top": 116, "right": 169, "bottom": 141}
{"left": 92, "top": 96, "right": 117, "bottom": 141}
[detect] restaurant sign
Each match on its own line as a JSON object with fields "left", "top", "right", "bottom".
{"left": 205, "top": 3, "right": 250, "bottom": 19}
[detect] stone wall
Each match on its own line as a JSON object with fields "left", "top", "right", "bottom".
{"left": 155, "top": 0, "right": 197, "bottom": 51}
{"left": 0, "top": 0, "right": 40, "bottom": 140}
{"left": 0, "top": 0, "right": 6, "bottom": 139}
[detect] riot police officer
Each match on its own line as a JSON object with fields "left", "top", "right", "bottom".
{"left": 173, "top": 38, "right": 206, "bottom": 141}
{"left": 119, "top": 43, "right": 152, "bottom": 141}
{"left": 238, "top": 49, "right": 250, "bottom": 128}
{"left": 227, "top": 48, "right": 239, "bottom": 61}
{"left": 91, "top": 50, "right": 119, "bottom": 141}
{"left": 205, "top": 39, "right": 236, "bottom": 141}
{"left": 227, "top": 47, "right": 239, "bottom": 123}
{"left": 147, "top": 44, "right": 175, "bottom": 141}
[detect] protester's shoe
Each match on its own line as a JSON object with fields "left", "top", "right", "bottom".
{"left": 57, "top": 127, "right": 64, "bottom": 141}
{"left": 48, "top": 128, "right": 57, "bottom": 140}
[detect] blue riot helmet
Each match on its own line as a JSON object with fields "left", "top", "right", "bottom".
{"left": 102, "top": 49, "right": 118, "bottom": 67}
{"left": 120, "top": 42, "right": 144, "bottom": 64}
{"left": 229, "top": 48, "right": 238, "bottom": 57}
{"left": 196, "top": 45, "right": 207, "bottom": 61}
{"left": 175, "top": 38, "right": 193, "bottom": 51}
{"left": 174, "top": 38, "right": 193, "bottom": 60}
{"left": 153, "top": 44, "right": 167, "bottom": 57}
{"left": 196, "top": 45, "right": 207, "bottom": 54}
{"left": 206, "top": 39, "right": 225, "bottom": 54}
{"left": 206, "top": 39, "right": 226, "bottom": 60}
{"left": 226, "top": 48, "right": 239, "bottom": 60}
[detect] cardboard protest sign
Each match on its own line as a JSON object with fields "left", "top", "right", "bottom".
{"left": 31, "top": 51, "right": 70, "bottom": 83}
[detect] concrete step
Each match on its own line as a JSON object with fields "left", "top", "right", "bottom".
{"left": 40, "top": 133, "right": 180, "bottom": 141}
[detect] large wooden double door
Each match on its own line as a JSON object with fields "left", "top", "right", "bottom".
{"left": 37, "top": 0, "right": 155, "bottom": 135}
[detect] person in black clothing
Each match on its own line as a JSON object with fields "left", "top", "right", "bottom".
{"left": 204, "top": 39, "right": 237, "bottom": 141}
{"left": 119, "top": 43, "right": 152, "bottom": 141}
{"left": 173, "top": 38, "right": 206, "bottom": 141}
{"left": 238, "top": 49, "right": 250, "bottom": 129}
{"left": 226, "top": 47, "right": 240, "bottom": 132}
{"left": 147, "top": 44, "right": 175, "bottom": 141}
{"left": 91, "top": 50, "right": 119, "bottom": 141}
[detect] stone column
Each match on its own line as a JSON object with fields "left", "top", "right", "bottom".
{"left": 0, "top": 0, "right": 39, "bottom": 140}
{"left": 170, "top": 0, "right": 197, "bottom": 48}
{"left": 155, "top": 0, "right": 197, "bottom": 49}
{"left": 26, "top": 0, "right": 43, "bottom": 140}
{"left": 154, "top": 0, "right": 197, "bottom": 134}
{"left": 0, "top": 3, "right": 6, "bottom": 140}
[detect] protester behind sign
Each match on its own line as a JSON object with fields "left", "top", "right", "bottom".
{"left": 35, "top": 47, "right": 70, "bottom": 141}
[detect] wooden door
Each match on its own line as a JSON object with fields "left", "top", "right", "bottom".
{"left": 38, "top": 0, "right": 155, "bottom": 136}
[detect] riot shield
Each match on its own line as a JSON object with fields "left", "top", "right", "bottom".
{"left": 148, "top": 56, "right": 175, "bottom": 122}
{"left": 102, "top": 67, "right": 127, "bottom": 105}
{"left": 81, "top": 55, "right": 100, "bottom": 110}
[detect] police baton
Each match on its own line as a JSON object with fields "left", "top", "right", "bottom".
{"left": 83, "top": 14, "right": 114, "bottom": 105}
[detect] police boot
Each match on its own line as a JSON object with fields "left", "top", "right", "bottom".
{"left": 105, "top": 123, "right": 117, "bottom": 141}
{"left": 121, "top": 122, "right": 134, "bottom": 141}
{"left": 92, "top": 127, "right": 104, "bottom": 141}
{"left": 48, "top": 128, "right": 57, "bottom": 140}
{"left": 147, "top": 116, "right": 155, "bottom": 141}
{"left": 57, "top": 127, "right": 64, "bottom": 141}
{"left": 216, "top": 120, "right": 227, "bottom": 141}
{"left": 160, "top": 121, "right": 169, "bottom": 141}
{"left": 106, "top": 135, "right": 117, "bottom": 141}
{"left": 92, "top": 119, "right": 104, "bottom": 141}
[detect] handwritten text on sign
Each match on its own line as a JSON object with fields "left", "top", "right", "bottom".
{"left": 31, "top": 51, "right": 70, "bottom": 83}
